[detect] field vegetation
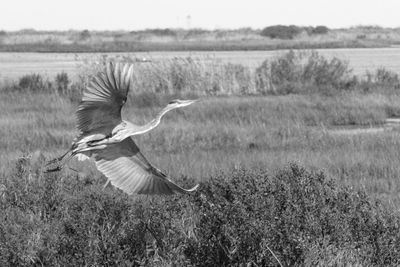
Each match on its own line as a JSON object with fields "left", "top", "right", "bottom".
{"left": 3, "top": 51, "right": 400, "bottom": 265}
{"left": 1, "top": 25, "right": 400, "bottom": 52}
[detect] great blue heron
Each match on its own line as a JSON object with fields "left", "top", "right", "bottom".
{"left": 46, "top": 62, "right": 199, "bottom": 195}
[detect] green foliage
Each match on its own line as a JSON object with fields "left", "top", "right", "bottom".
{"left": 255, "top": 50, "right": 356, "bottom": 94}
{"left": 0, "top": 156, "right": 193, "bottom": 266}
{"left": 374, "top": 67, "right": 400, "bottom": 88}
{"left": 3, "top": 72, "right": 83, "bottom": 99}
{"left": 260, "top": 25, "right": 303, "bottom": 39}
{"left": 79, "top": 29, "right": 91, "bottom": 41}
{"left": 186, "top": 164, "right": 400, "bottom": 266}
{"left": 312, "top": 26, "right": 329, "bottom": 35}
{"left": 2, "top": 159, "right": 400, "bottom": 265}
{"left": 361, "top": 67, "right": 400, "bottom": 92}
{"left": 146, "top": 28, "right": 177, "bottom": 37}
{"left": 55, "top": 72, "right": 70, "bottom": 94}
{"left": 184, "top": 29, "right": 209, "bottom": 39}
{"left": 18, "top": 73, "right": 48, "bottom": 92}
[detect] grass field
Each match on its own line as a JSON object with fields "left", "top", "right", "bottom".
{"left": 3, "top": 51, "right": 400, "bottom": 265}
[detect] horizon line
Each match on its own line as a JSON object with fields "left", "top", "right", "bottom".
{"left": 1, "top": 24, "right": 398, "bottom": 33}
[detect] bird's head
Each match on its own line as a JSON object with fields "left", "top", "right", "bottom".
{"left": 166, "top": 99, "right": 198, "bottom": 110}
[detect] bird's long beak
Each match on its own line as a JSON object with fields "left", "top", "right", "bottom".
{"left": 180, "top": 99, "right": 198, "bottom": 107}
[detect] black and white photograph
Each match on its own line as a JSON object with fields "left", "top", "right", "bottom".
{"left": 2, "top": 0, "right": 400, "bottom": 265}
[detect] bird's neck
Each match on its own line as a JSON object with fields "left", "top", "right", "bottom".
{"left": 139, "top": 107, "right": 171, "bottom": 134}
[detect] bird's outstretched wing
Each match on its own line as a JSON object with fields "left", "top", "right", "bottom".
{"left": 76, "top": 62, "right": 134, "bottom": 136}
{"left": 92, "top": 137, "right": 199, "bottom": 195}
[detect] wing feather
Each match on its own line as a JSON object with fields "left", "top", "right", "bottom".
{"left": 92, "top": 138, "right": 199, "bottom": 195}
{"left": 76, "top": 62, "right": 134, "bottom": 136}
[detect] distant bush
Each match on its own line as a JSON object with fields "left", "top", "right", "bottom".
{"left": 260, "top": 25, "right": 302, "bottom": 39}
{"left": 18, "top": 73, "right": 49, "bottom": 92}
{"left": 18, "top": 28, "right": 37, "bottom": 34}
{"left": 130, "top": 28, "right": 177, "bottom": 37}
{"left": 184, "top": 29, "right": 209, "bottom": 39}
{"left": 0, "top": 30, "right": 6, "bottom": 36}
{"left": 148, "top": 28, "right": 177, "bottom": 37}
{"left": 55, "top": 72, "right": 70, "bottom": 94}
{"left": 79, "top": 29, "right": 91, "bottom": 40}
{"left": 375, "top": 67, "right": 400, "bottom": 85}
{"left": 361, "top": 67, "right": 400, "bottom": 92}
{"left": 312, "top": 25, "right": 329, "bottom": 35}
{"left": 256, "top": 50, "right": 356, "bottom": 94}
{"left": 255, "top": 60, "right": 273, "bottom": 94}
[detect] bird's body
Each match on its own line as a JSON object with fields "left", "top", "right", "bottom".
{"left": 46, "top": 62, "right": 199, "bottom": 195}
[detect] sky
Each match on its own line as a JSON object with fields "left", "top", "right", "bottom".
{"left": 2, "top": 0, "right": 400, "bottom": 31}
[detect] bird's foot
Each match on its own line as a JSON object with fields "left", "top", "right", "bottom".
{"left": 44, "top": 165, "right": 63, "bottom": 173}
{"left": 45, "top": 156, "right": 63, "bottom": 166}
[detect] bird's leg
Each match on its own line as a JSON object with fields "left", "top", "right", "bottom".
{"left": 45, "top": 149, "right": 71, "bottom": 166}
{"left": 68, "top": 166, "right": 79, "bottom": 173}
{"left": 44, "top": 150, "right": 77, "bottom": 173}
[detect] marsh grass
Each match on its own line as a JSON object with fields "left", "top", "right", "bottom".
{"left": 2, "top": 88, "right": 400, "bottom": 205}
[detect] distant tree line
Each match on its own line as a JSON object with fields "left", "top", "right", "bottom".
{"left": 260, "top": 25, "right": 329, "bottom": 39}
{"left": 0, "top": 25, "right": 329, "bottom": 40}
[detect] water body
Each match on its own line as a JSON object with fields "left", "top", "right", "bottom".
{"left": 2, "top": 47, "right": 400, "bottom": 80}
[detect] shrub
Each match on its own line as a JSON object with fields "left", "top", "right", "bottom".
{"left": 361, "top": 68, "right": 400, "bottom": 92}
{"left": 312, "top": 26, "right": 329, "bottom": 35}
{"left": 147, "top": 28, "right": 177, "bottom": 37}
{"left": 0, "top": 156, "right": 194, "bottom": 266}
{"left": 18, "top": 73, "right": 49, "bottom": 92}
{"left": 79, "top": 30, "right": 91, "bottom": 41}
{"left": 222, "top": 63, "right": 252, "bottom": 94}
{"left": 375, "top": 67, "right": 400, "bottom": 86}
{"left": 186, "top": 164, "right": 400, "bottom": 266}
{"left": 255, "top": 50, "right": 355, "bottom": 94}
{"left": 55, "top": 72, "right": 70, "bottom": 95}
{"left": 255, "top": 59, "right": 273, "bottom": 94}
{"left": 2, "top": 159, "right": 400, "bottom": 265}
{"left": 184, "top": 29, "right": 209, "bottom": 39}
{"left": 260, "top": 25, "right": 302, "bottom": 39}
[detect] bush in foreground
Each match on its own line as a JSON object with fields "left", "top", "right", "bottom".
{"left": 186, "top": 164, "right": 400, "bottom": 266}
{"left": 1, "top": 157, "right": 400, "bottom": 266}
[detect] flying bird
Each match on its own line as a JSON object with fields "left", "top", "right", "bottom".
{"left": 46, "top": 62, "right": 199, "bottom": 195}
